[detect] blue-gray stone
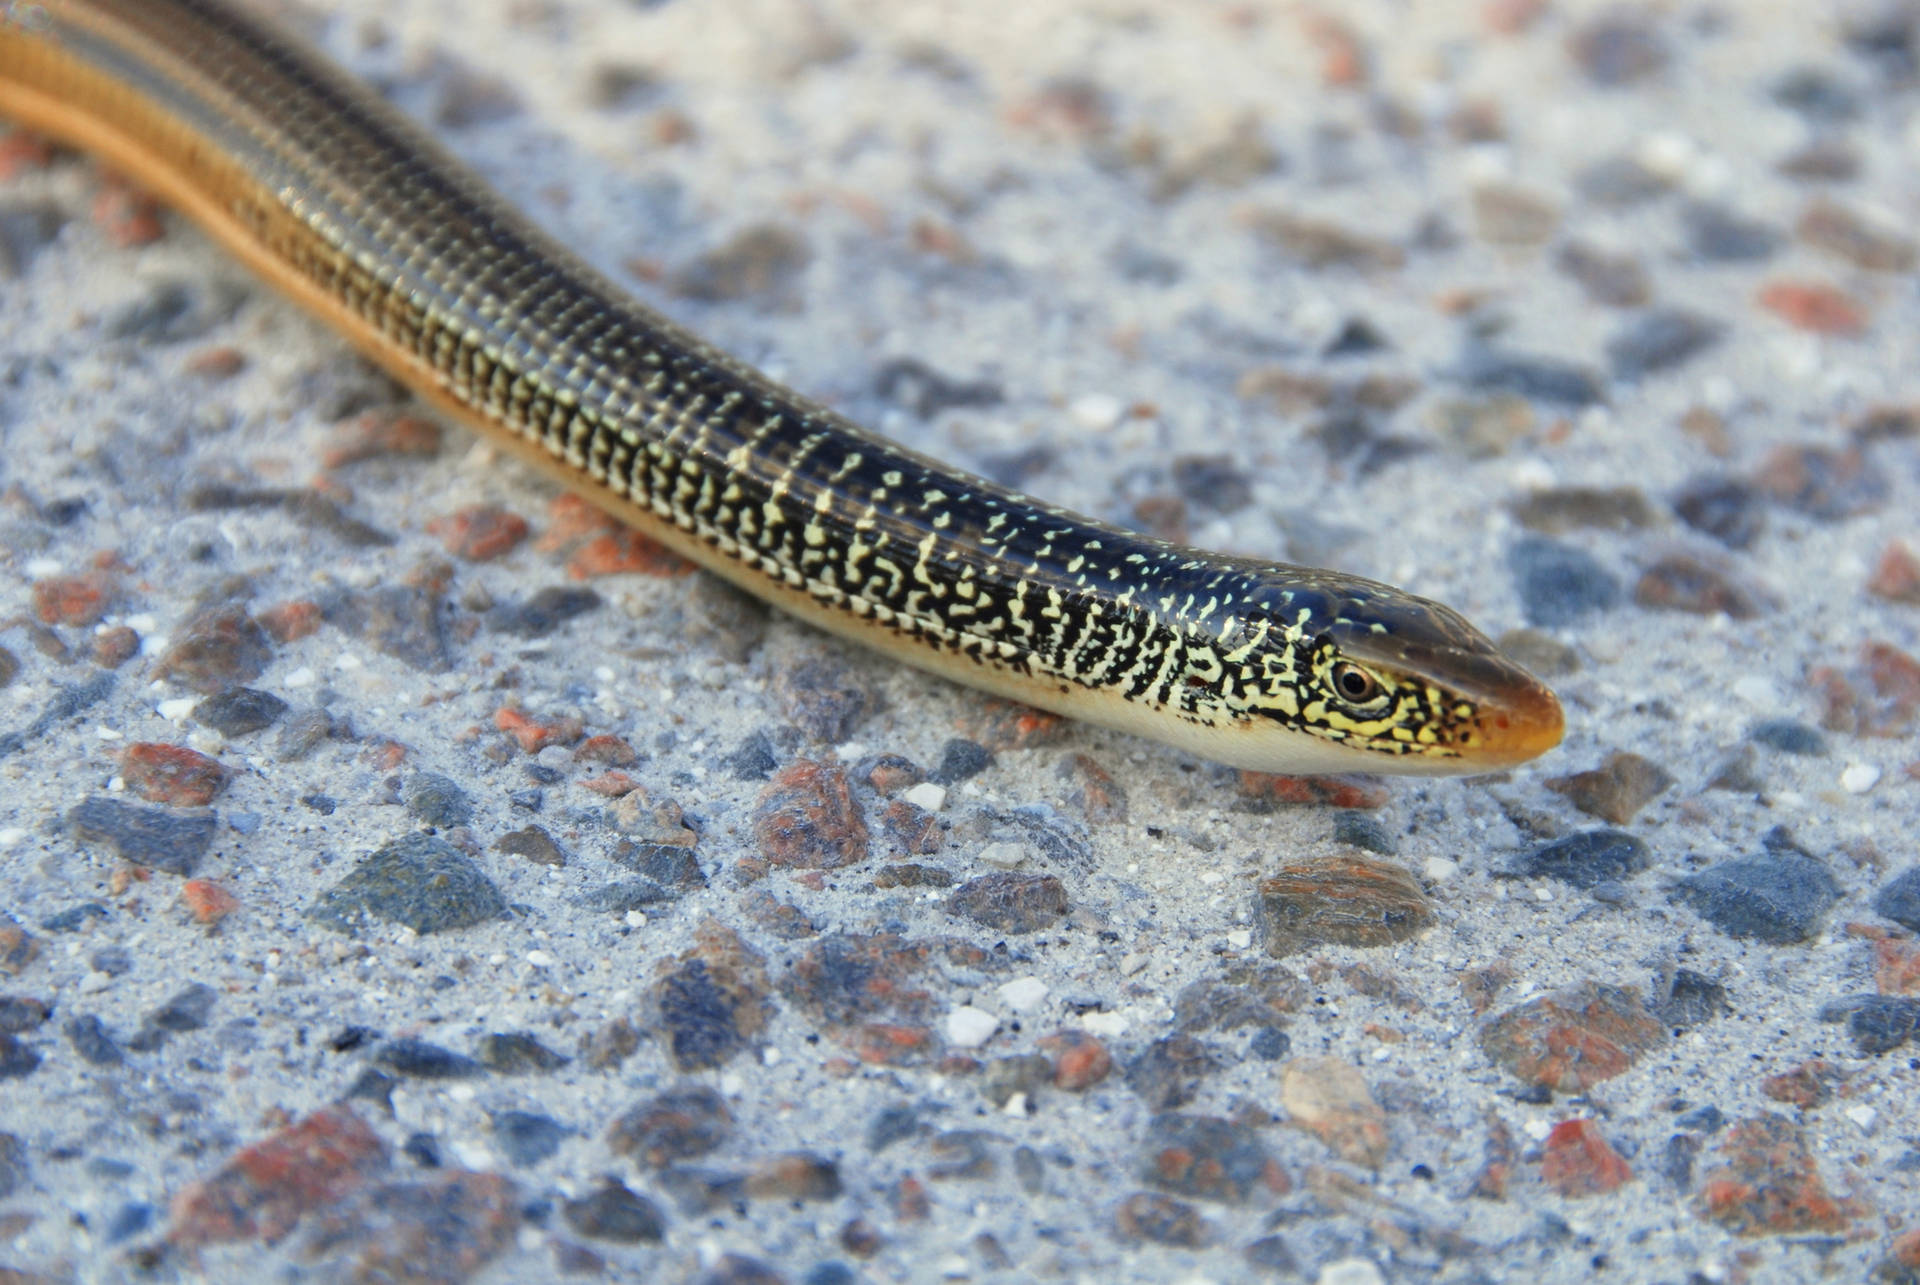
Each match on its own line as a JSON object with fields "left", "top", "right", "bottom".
{"left": 308, "top": 832, "right": 506, "bottom": 935}
{"left": 1670, "top": 852, "right": 1840, "bottom": 943}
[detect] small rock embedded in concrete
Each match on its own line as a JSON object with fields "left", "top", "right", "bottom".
{"left": 490, "top": 1111, "right": 567, "bottom": 1168}
{"left": 944, "top": 1005, "right": 999, "bottom": 1049}
{"left": 1509, "top": 536, "right": 1620, "bottom": 627}
{"left": 1541, "top": 1119, "right": 1631, "bottom": 1196}
{"left": 154, "top": 602, "right": 273, "bottom": 694}
{"left": 1479, "top": 981, "right": 1667, "bottom": 1092}
{"left": 1280, "top": 1057, "right": 1388, "bottom": 1168}
{"left": 651, "top": 919, "right": 772, "bottom": 1071}
{"left": 1038, "top": 1029, "right": 1113, "bottom": 1090}
{"left": 929, "top": 739, "right": 993, "bottom": 786}
{"left": 753, "top": 760, "right": 870, "bottom": 869}
{"left": 373, "top": 1037, "right": 483, "bottom": 1079}
{"left": 1515, "top": 829, "right": 1651, "bottom": 888}
{"left": 746, "top": 1152, "right": 842, "bottom": 1201}
{"left": 1868, "top": 540, "right": 1920, "bottom": 604}
{"left": 1253, "top": 855, "right": 1434, "bottom": 957}
{"left": 1139, "top": 1113, "right": 1288, "bottom": 1204}
{"left": 192, "top": 686, "right": 288, "bottom": 737}
{"left": 1835, "top": 996, "right": 1920, "bottom": 1054}
{"left": 780, "top": 932, "right": 942, "bottom": 1064}
{"left": 609, "top": 1085, "right": 733, "bottom": 1167}
{"left": 289, "top": 1169, "right": 520, "bottom": 1283}
{"left": 150, "top": 982, "right": 217, "bottom": 1032}
{"left": 775, "top": 658, "right": 875, "bottom": 743}
{"left": 1568, "top": 11, "right": 1667, "bottom": 85}
{"left": 740, "top": 888, "right": 817, "bottom": 940}
{"left": 1699, "top": 1114, "right": 1857, "bottom": 1234}
{"left": 1455, "top": 346, "right": 1604, "bottom": 407}
{"left": 1605, "top": 308, "right": 1723, "bottom": 379}
{"left": 64, "top": 1013, "right": 124, "bottom": 1066}
{"left": 68, "top": 796, "right": 216, "bottom": 876}
{"left": 1749, "top": 719, "right": 1827, "bottom": 756}
{"left": 727, "top": 731, "right": 780, "bottom": 780}
{"left": 311, "top": 832, "right": 505, "bottom": 935}
{"left": 1173, "top": 966, "right": 1308, "bottom": 1033}
{"left": 1674, "top": 477, "right": 1765, "bottom": 549}
{"left": 275, "top": 708, "right": 335, "bottom": 761}
{"left": 120, "top": 741, "right": 230, "bottom": 802}
{"left": 491, "top": 585, "right": 601, "bottom": 637}
{"left": 493, "top": 825, "right": 567, "bottom": 867}
{"left": 1634, "top": 553, "right": 1767, "bottom": 618}
{"left": 168, "top": 1104, "right": 389, "bottom": 1248}
{"left": 1057, "top": 753, "right": 1127, "bottom": 824}
{"left": 1797, "top": 196, "right": 1916, "bottom": 271}
{"left": 1810, "top": 639, "right": 1920, "bottom": 737}
{"left": 1670, "top": 852, "right": 1840, "bottom": 943}
{"left": 402, "top": 773, "right": 473, "bottom": 827}
{"left": 426, "top": 505, "right": 528, "bottom": 561}
{"left": 562, "top": 1179, "right": 666, "bottom": 1244}
{"left": 1874, "top": 868, "right": 1920, "bottom": 932}
{"left": 1332, "top": 811, "right": 1395, "bottom": 855}
{"left": 0, "top": 997, "right": 49, "bottom": 1032}
{"left": 1510, "top": 485, "right": 1659, "bottom": 535}
{"left": 0, "top": 1032, "right": 40, "bottom": 1079}
{"left": 1761, "top": 1059, "right": 1845, "bottom": 1108}
{"left": 1650, "top": 968, "right": 1730, "bottom": 1029}
{"left": 1124, "top": 1035, "right": 1221, "bottom": 1110}
{"left": 1682, "top": 202, "right": 1780, "bottom": 262}
{"left": 1112, "top": 1191, "right": 1210, "bottom": 1247}
{"left": 1753, "top": 444, "right": 1887, "bottom": 520}
{"left": 948, "top": 871, "right": 1068, "bottom": 933}
{"left": 475, "top": 1032, "right": 568, "bottom": 1074}
{"left": 1545, "top": 752, "right": 1674, "bottom": 824}
{"left": 1556, "top": 240, "right": 1650, "bottom": 307}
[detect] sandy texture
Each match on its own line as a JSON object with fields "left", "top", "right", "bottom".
{"left": 3, "top": 1, "right": 1919, "bottom": 1281}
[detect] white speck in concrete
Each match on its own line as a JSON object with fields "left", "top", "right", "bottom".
{"left": 1841, "top": 762, "right": 1881, "bottom": 794}
{"left": 945, "top": 1005, "right": 999, "bottom": 1048}
{"left": 997, "top": 976, "right": 1048, "bottom": 1011}
{"left": 903, "top": 782, "right": 947, "bottom": 812}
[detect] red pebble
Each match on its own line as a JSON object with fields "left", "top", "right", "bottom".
{"left": 494, "top": 707, "right": 585, "bottom": 753}
{"left": 1758, "top": 280, "right": 1866, "bottom": 335}
{"left": 1540, "top": 1119, "right": 1631, "bottom": 1197}
{"left": 121, "top": 743, "right": 230, "bottom": 807}
{"left": 426, "top": 505, "right": 529, "bottom": 561}
{"left": 168, "top": 1105, "right": 388, "bottom": 1247}
{"left": 33, "top": 572, "right": 114, "bottom": 626}
{"left": 181, "top": 879, "right": 241, "bottom": 924}
{"left": 257, "top": 599, "right": 324, "bottom": 643}
{"left": 566, "top": 530, "right": 695, "bottom": 579}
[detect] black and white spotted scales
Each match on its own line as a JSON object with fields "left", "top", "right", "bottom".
{"left": 3, "top": 0, "right": 1562, "bottom": 774}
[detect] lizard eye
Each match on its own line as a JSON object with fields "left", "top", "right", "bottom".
{"left": 1331, "top": 661, "right": 1382, "bottom": 704}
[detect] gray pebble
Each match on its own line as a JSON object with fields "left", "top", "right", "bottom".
{"left": 275, "top": 708, "right": 335, "bottom": 761}
{"left": 1682, "top": 202, "right": 1780, "bottom": 262}
{"left": 492, "top": 586, "right": 602, "bottom": 637}
{"left": 1508, "top": 536, "right": 1621, "bottom": 627}
{"left": 65, "top": 1015, "right": 124, "bottom": 1067}
{"left": 1749, "top": 719, "right": 1828, "bottom": 756}
{"left": 192, "top": 687, "right": 289, "bottom": 737}
{"left": 1514, "top": 829, "right": 1650, "bottom": 888}
{"left": 404, "top": 773, "right": 474, "bottom": 827}
{"left": 373, "top": 1037, "right": 485, "bottom": 1079}
{"left": 68, "top": 797, "right": 216, "bottom": 876}
{"left": 1670, "top": 852, "right": 1840, "bottom": 943}
{"left": 308, "top": 833, "right": 507, "bottom": 935}
{"left": 1872, "top": 868, "right": 1920, "bottom": 932}
{"left": 491, "top": 1110, "right": 569, "bottom": 1167}
{"left": 1606, "top": 308, "right": 1724, "bottom": 380}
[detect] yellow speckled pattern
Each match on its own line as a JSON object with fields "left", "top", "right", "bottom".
{"left": 0, "top": 0, "right": 1563, "bottom": 775}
